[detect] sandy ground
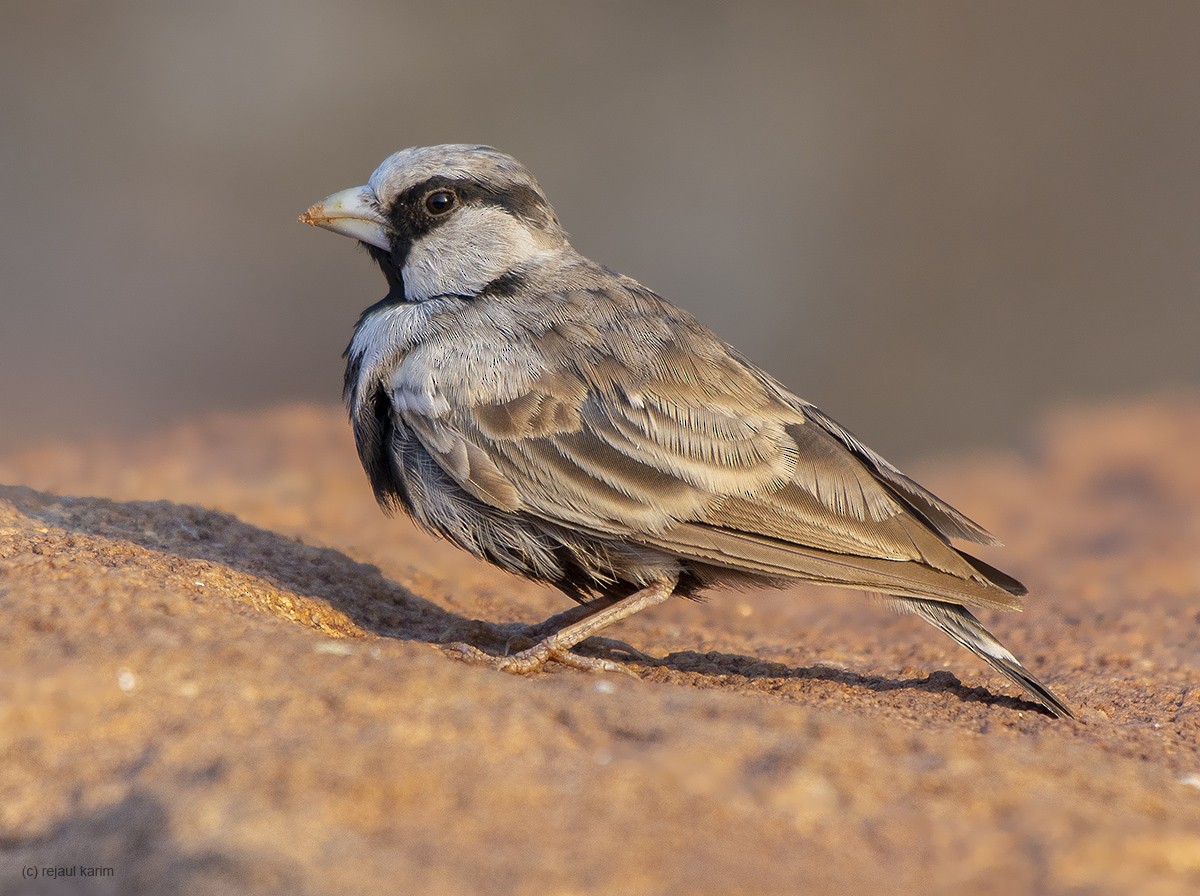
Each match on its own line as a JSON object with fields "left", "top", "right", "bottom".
{"left": 1, "top": 395, "right": 1198, "bottom": 895}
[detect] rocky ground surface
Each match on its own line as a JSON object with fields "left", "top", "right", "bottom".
{"left": 1, "top": 395, "right": 1198, "bottom": 895}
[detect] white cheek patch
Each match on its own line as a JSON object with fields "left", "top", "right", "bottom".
{"left": 402, "top": 206, "right": 543, "bottom": 302}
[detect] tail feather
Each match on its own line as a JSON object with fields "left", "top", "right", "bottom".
{"left": 897, "top": 598, "right": 1075, "bottom": 719}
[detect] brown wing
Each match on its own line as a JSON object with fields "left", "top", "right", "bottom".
{"left": 400, "top": 293, "right": 1022, "bottom": 611}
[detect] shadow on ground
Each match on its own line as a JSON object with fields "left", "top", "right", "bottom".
{"left": 2, "top": 483, "right": 1052, "bottom": 717}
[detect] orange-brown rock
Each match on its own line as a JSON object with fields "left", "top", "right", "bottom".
{"left": 2, "top": 397, "right": 1198, "bottom": 894}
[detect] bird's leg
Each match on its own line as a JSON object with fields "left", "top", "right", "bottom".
{"left": 517, "top": 595, "right": 656, "bottom": 663}
{"left": 444, "top": 577, "right": 677, "bottom": 675}
{"left": 520, "top": 595, "right": 621, "bottom": 641}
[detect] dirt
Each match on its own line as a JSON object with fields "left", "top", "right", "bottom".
{"left": 1, "top": 396, "right": 1198, "bottom": 895}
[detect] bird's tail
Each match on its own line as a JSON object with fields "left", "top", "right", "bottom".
{"left": 893, "top": 598, "right": 1075, "bottom": 719}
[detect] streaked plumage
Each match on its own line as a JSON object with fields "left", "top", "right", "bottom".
{"left": 300, "top": 144, "right": 1073, "bottom": 718}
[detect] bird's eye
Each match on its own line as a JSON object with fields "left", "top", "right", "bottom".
{"left": 424, "top": 189, "right": 457, "bottom": 215}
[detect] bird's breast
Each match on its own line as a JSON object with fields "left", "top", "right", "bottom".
{"left": 387, "top": 355, "right": 451, "bottom": 418}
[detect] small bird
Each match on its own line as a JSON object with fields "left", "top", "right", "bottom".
{"left": 300, "top": 144, "right": 1073, "bottom": 718}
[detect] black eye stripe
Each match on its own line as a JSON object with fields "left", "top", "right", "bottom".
{"left": 395, "top": 176, "right": 555, "bottom": 230}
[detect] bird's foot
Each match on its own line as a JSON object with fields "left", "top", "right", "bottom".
{"left": 441, "top": 637, "right": 641, "bottom": 678}
{"left": 440, "top": 578, "right": 676, "bottom": 679}
{"left": 580, "top": 636, "right": 656, "bottom": 663}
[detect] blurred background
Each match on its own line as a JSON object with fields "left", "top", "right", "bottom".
{"left": 2, "top": 1, "right": 1198, "bottom": 463}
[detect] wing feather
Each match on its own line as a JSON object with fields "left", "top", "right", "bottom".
{"left": 393, "top": 280, "right": 1019, "bottom": 609}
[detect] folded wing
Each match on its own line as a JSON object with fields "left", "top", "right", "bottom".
{"left": 399, "top": 292, "right": 1024, "bottom": 612}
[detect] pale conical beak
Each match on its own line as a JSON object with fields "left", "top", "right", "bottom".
{"left": 298, "top": 185, "right": 390, "bottom": 251}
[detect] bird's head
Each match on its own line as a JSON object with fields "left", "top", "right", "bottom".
{"left": 300, "top": 144, "right": 568, "bottom": 302}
